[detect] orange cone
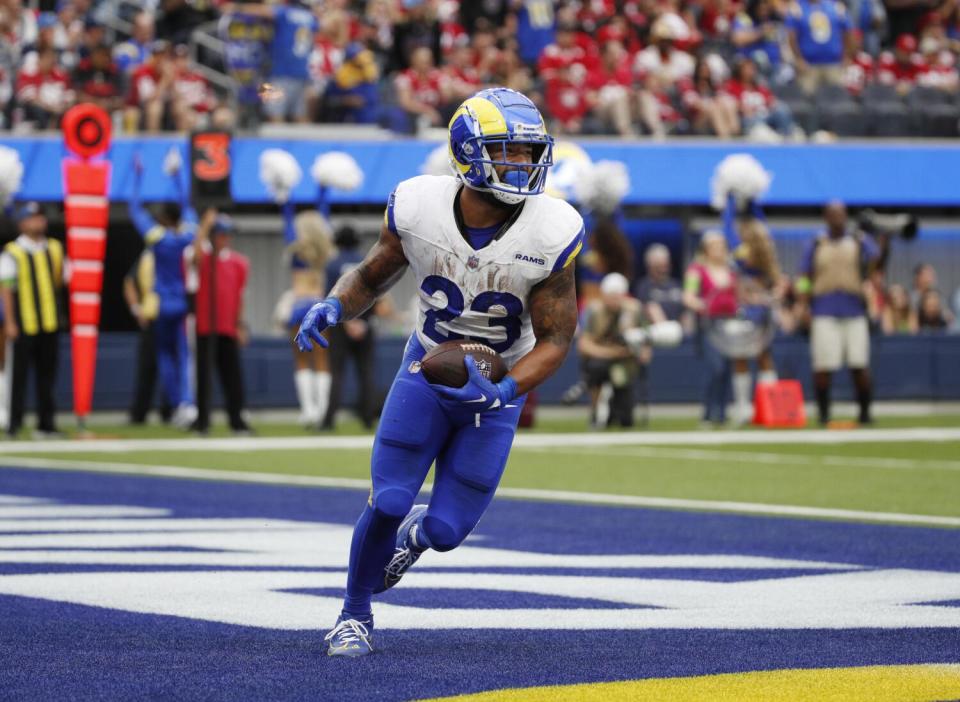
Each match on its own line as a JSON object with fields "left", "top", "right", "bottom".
{"left": 753, "top": 380, "right": 806, "bottom": 428}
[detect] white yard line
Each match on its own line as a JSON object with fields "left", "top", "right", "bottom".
{"left": 0, "top": 427, "right": 958, "bottom": 454}
{"left": 1, "top": 455, "right": 957, "bottom": 528}
{"left": 520, "top": 445, "right": 960, "bottom": 472}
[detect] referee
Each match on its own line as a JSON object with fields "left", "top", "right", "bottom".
{"left": 0, "top": 202, "right": 65, "bottom": 438}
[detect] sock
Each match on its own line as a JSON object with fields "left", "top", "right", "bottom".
{"left": 342, "top": 504, "right": 405, "bottom": 617}
{"left": 757, "top": 370, "right": 778, "bottom": 385}
{"left": 855, "top": 378, "right": 872, "bottom": 423}
{"left": 294, "top": 369, "right": 316, "bottom": 421}
{"left": 313, "top": 371, "right": 332, "bottom": 425}
{"left": 815, "top": 385, "right": 831, "bottom": 425}
{"left": 732, "top": 372, "right": 752, "bottom": 417}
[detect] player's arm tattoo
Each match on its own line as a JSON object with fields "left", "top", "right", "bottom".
{"left": 329, "top": 225, "right": 408, "bottom": 320}
{"left": 508, "top": 265, "right": 578, "bottom": 396}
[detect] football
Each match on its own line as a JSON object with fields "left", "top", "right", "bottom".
{"left": 419, "top": 340, "right": 507, "bottom": 388}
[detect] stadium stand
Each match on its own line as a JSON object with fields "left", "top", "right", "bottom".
{"left": 2, "top": 0, "right": 959, "bottom": 139}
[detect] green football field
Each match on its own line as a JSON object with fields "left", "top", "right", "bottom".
{"left": 4, "top": 413, "right": 959, "bottom": 525}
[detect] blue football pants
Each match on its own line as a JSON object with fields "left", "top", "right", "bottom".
{"left": 342, "top": 335, "right": 525, "bottom": 616}
{"left": 154, "top": 313, "right": 193, "bottom": 409}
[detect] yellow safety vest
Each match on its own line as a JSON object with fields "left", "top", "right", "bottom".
{"left": 5, "top": 238, "right": 63, "bottom": 335}
{"left": 136, "top": 251, "right": 159, "bottom": 321}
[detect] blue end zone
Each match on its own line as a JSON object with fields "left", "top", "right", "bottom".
{"left": 0, "top": 467, "right": 958, "bottom": 702}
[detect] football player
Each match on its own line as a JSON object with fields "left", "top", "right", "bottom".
{"left": 296, "top": 87, "right": 584, "bottom": 657}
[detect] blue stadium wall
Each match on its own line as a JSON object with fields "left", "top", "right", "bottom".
{"left": 4, "top": 135, "right": 960, "bottom": 206}
{"left": 47, "top": 333, "right": 960, "bottom": 410}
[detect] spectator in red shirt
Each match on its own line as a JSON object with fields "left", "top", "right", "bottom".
{"left": 171, "top": 44, "right": 214, "bottom": 131}
{"left": 634, "top": 13, "right": 695, "bottom": 85}
{"left": 442, "top": 44, "right": 482, "bottom": 104}
{"left": 126, "top": 40, "right": 175, "bottom": 132}
{"left": 16, "top": 46, "right": 73, "bottom": 129}
{"left": 545, "top": 57, "right": 590, "bottom": 133}
{"left": 72, "top": 44, "right": 123, "bottom": 115}
{"left": 724, "top": 56, "right": 795, "bottom": 137}
{"left": 679, "top": 56, "right": 740, "bottom": 137}
{"left": 877, "top": 34, "right": 927, "bottom": 94}
{"left": 186, "top": 210, "right": 252, "bottom": 436}
{"left": 596, "top": 13, "right": 643, "bottom": 53}
{"left": 918, "top": 39, "right": 959, "bottom": 93}
{"left": 393, "top": 45, "right": 448, "bottom": 132}
{"left": 586, "top": 39, "right": 637, "bottom": 136}
{"left": 843, "top": 30, "right": 875, "bottom": 95}
{"left": 538, "top": 21, "right": 597, "bottom": 81}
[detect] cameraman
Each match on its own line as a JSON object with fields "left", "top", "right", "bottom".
{"left": 577, "top": 273, "right": 651, "bottom": 429}
{"left": 796, "top": 201, "right": 880, "bottom": 426}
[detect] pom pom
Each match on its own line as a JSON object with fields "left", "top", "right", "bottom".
{"left": 575, "top": 160, "right": 631, "bottom": 214}
{"left": 709, "top": 153, "right": 772, "bottom": 211}
{"left": 0, "top": 146, "right": 24, "bottom": 208}
{"left": 421, "top": 144, "right": 453, "bottom": 177}
{"left": 311, "top": 151, "right": 363, "bottom": 191}
{"left": 259, "top": 148, "right": 302, "bottom": 204}
{"left": 162, "top": 146, "right": 182, "bottom": 176}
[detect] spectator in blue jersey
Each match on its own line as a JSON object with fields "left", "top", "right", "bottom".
{"left": 732, "top": 0, "right": 788, "bottom": 81}
{"left": 222, "top": 1, "right": 318, "bottom": 123}
{"left": 795, "top": 201, "right": 880, "bottom": 426}
{"left": 219, "top": 5, "right": 272, "bottom": 129}
{"left": 786, "top": 0, "right": 854, "bottom": 94}
{"left": 514, "top": 0, "right": 556, "bottom": 67}
{"left": 323, "top": 42, "right": 380, "bottom": 124}
{"left": 113, "top": 12, "right": 154, "bottom": 76}
{"left": 127, "top": 153, "right": 198, "bottom": 430}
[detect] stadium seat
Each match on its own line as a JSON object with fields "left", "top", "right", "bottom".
{"left": 866, "top": 101, "right": 912, "bottom": 137}
{"left": 818, "top": 103, "right": 867, "bottom": 136}
{"left": 814, "top": 82, "right": 855, "bottom": 107}
{"left": 919, "top": 104, "right": 959, "bottom": 137}
{"left": 907, "top": 85, "right": 953, "bottom": 107}
{"left": 783, "top": 99, "right": 817, "bottom": 133}
{"left": 860, "top": 83, "right": 901, "bottom": 106}
{"left": 772, "top": 81, "right": 806, "bottom": 102}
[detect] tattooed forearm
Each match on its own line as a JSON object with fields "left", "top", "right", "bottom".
{"left": 507, "top": 265, "right": 578, "bottom": 396}
{"left": 329, "top": 225, "right": 408, "bottom": 320}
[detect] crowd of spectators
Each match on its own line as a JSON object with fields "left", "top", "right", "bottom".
{"left": 584, "top": 229, "right": 958, "bottom": 341}
{"left": 3, "top": 0, "right": 960, "bottom": 137}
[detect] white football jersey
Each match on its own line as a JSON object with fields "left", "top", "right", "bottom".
{"left": 387, "top": 175, "right": 584, "bottom": 368}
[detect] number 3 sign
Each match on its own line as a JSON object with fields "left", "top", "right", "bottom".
{"left": 190, "top": 131, "right": 232, "bottom": 207}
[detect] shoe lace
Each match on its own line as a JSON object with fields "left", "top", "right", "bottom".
{"left": 384, "top": 546, "right": 416, "bottom": 579}
{"left": 324, "top": 619, "right": 370, "bottom": 645}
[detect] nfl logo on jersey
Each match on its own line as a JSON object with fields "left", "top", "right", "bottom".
{"left": 467, "top": 254, "right": 480, "bottom": 270}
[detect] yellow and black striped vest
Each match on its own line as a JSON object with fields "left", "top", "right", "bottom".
{"left": 5, "top": 238, "right": 64, "bottom": 335}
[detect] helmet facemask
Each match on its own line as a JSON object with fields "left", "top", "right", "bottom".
{"left": 472, "top": 137, "right": 553, "bottom": 205}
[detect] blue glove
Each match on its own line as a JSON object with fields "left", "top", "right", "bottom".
{"left": 295, "top": 298, "right": 342, "bottom": 351}
{"left": 430, "top": 355, "right": 518, "bottom": 412}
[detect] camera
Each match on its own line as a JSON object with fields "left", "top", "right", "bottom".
{"left": 857, "top": 209, "right": 919, "bottom": 240}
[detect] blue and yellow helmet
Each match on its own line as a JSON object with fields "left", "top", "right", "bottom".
{"left": 448, "top": 87, "right": 554, "bottom": 205}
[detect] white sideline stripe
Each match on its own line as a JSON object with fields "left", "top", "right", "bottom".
{"left": 0, "top": 427, "right": 958, "bottom": 454}
{"left": 65, "top": 195, "right": 108, "bottom": 207}
{"left": 523, "top": 445, "right": 960, "bottom": 472}
{"left": 1, "top": 456, "right": 957, "bottom": 528}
